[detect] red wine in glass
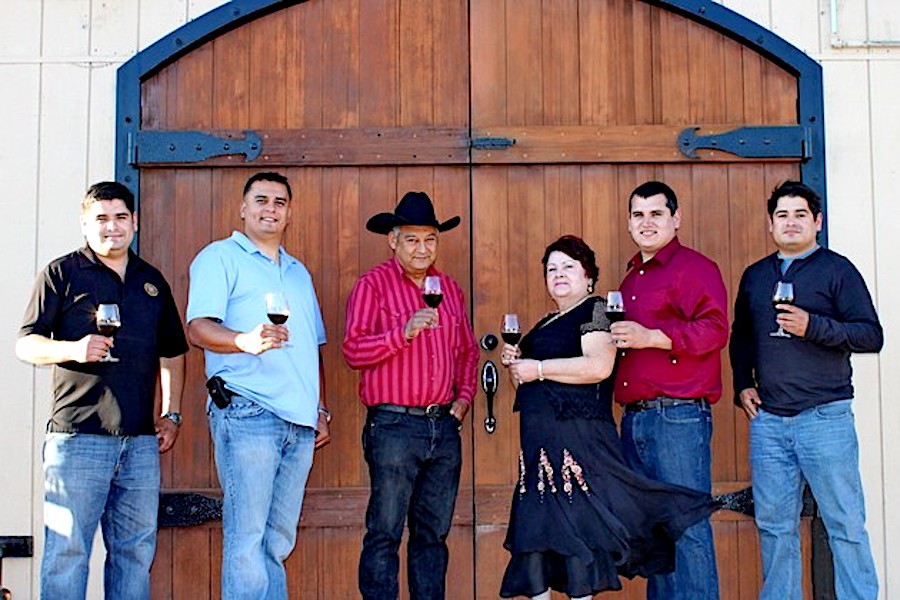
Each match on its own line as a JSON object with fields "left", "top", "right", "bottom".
{"left": 265, "top": 292, "right": 291, "bottom": 345}
{"left": 97, "top": 323, "right": 120, "bottom": 337}
{"left": 423, "top": 292, "right": 444, "bottom": 308}
{"left": 268, "top": 313, "right": 289, "bottom": 325}
{"left": 96, "top": 303, "right": 121, "bottom": 362}
{"left": 605, "top": 310, "right": 626, "bottom": 323}
{"left": 605, "top": 291, "right": 626, "bottom": 323}
{"left": 501, "top": 313, "right": 521, "bottom": 345}
{"left": 265, "top": 292, "right": 291, "bottom": 324}
{"left": 501, "top": 331, "right": 522, "bottom": 345}
{"left": 423, "top": 276, "right": 443, "bottom": 327}
{"left": 770, "top": 281, "right": 794, "bottom": 338}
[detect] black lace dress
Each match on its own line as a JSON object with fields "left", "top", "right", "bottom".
{"left": 500, "top": 297, "right": 719, "bottom": 598}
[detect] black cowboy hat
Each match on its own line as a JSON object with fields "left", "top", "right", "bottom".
{"left": 366, "top": 191, "right": 461, "bottom": 235}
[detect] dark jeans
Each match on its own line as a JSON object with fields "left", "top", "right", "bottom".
{"left": 359, "top": 409, "right": 462, "bottom": 600}
{"left": 620, "top": 399, "right": 719, "bottom": 600}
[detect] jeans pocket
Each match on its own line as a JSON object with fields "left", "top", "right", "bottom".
{"left": 365, "top": 411, "right": 405, "bottom": 446}
{"left": 660, "top": 403, "right": 709, "bottom": 425}
{"left": 813, "top": 399, "right": 852, "bottom": 420}
{"left": 370, "top": 410, "right": 406, "bottom": 427}
{"left": 42, "top": 432, "right": 76, "bottom": 461}
{"left": 224, "top": 399, "right": 265, "bottom": 420}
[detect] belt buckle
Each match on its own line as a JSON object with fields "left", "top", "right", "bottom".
{"left": 425, "top": 404, "right": 442, "bottom": 418}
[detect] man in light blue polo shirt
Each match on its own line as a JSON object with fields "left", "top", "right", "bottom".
{"left": 186, "top": 172, "right": 330, "bottom": 599}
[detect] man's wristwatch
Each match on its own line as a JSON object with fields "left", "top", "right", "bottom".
{"left": 162, "top": 412, "right": 183, "bottom": 427}
{"left": 317, "top": 407, "right": 332, "bottom": 424}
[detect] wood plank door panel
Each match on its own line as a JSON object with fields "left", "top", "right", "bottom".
{"left": 139, "top": 1, "right": 474, "bottom": 598}
{"left": 143, "top": 163, "right": 475, "bottom": 600}
{"left": 468, "top": 1, "right": 811, "bottom": 598}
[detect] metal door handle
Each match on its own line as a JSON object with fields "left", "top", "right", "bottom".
{"left": 482, "top": 360, "right": 498, "bottom": 433}
{"left": 480, "top": 333, "right": 498, "bottom": 351}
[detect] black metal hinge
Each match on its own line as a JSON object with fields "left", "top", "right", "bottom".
{"left": 129, "top": 130, "right": 262, "bottom": 165}
{"left": 0, "top": 536, "right": 33, "bottom": 558}
{"left": 678, "top": 125, "right": 812, "bottom": 160}
{"left": 158, "top": 492, "right": 222, "bottom": 527}
{"left": 470, "top": 136, "right": 516, "bottom": 150}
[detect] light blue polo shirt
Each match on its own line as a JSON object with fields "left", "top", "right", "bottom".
{"left": 186, "top": 231, "right": 326, "bottom": 427}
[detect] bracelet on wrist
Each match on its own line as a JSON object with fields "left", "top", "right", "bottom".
{"left": 537, "top": 360, "right": 545, "bottom": 381}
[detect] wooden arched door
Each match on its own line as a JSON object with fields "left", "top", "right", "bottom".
{"left": 119, "top": 1, "right": 824, "bottom": 598}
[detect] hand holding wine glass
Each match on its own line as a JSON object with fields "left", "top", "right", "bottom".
{"left": 96, "top": 303, "right": 121, "bottom": 362}
{"left": 265, "top": 292, "right": 291, "bottom": 346}
{"left": 423, "top": 276, "right": 442, "bottom": 328}
{"left": 770, "top": 281, "right": 795, "bottom": 338}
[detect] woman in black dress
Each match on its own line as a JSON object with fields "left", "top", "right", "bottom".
{"left": 499, "top": 235, "right": 719, "bottom": 599}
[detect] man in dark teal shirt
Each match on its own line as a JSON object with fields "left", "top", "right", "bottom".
{"left": 730, "top": 181, "right": 882, "bottom": 599}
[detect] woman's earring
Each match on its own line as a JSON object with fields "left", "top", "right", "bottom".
{"left": 587, "top": 283, "right": 594, "bottom": 294}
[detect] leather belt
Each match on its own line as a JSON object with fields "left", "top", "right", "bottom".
{"left": 371, "top": 403, "right": 453, "bottom": 418}
{"left": 624, "top": 397, "right": 708, "bottom": 413}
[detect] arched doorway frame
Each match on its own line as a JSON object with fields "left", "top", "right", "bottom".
{"left": 114, "top": 0, "right": 833, "bottom": 595}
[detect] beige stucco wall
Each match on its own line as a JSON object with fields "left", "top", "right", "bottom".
{"left": 1, "top": 0, "right": 897, "bottom": 597}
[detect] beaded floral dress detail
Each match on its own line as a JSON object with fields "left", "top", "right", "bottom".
{"left": 519, "top": 447, "right": 590, "bottom": 503}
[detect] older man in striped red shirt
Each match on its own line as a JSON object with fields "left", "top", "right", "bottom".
{"left": 344, "top": 191, "right": 479, "bottom": 600}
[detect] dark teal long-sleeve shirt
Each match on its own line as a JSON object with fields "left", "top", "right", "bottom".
{"left": 730, "top": 247, "right": 883, "bottom": 416}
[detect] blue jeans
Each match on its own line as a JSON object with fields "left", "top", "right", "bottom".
{"left": 359, "top": 410, "right": 462, "bottom": 600}
{"left": 208, "top": 397, "right": 315, "bottom": 600}
{"left": 620, "top": 400, "right": 719, "bottom": 600}
{"left": 41, "top": 432, "right": 160, "bottom": 600}
{"left": 751, "top": 400, "right": 878, "bottom": 600}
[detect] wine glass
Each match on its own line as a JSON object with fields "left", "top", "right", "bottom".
{"left": 265, "top": 292, "right": 291, "bottom": 346}
{"left": 770, "top": 281, "right": 795, "bottom": 338}
{"left": 423, "top": 276, "right": 443, "bottom": 328}
{"left": 501, "top": 313, "right": 521, "bottom": 345}
{"left": 605, "top": 291, "right": 626, "bottom": 323}
{"left": 96, "top": 303, "right": 121, "bottom": 362}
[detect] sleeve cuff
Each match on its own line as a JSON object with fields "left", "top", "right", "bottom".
{"left": 388, "top": 325, "right": 410, "bottom": 350}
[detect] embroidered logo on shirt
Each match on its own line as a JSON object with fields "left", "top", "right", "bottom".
{"left": 144, "top": 282, "right": 159, "bottom": 297}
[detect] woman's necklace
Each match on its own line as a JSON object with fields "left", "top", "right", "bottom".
{"left": 540, "top": 294, "right": 592, "bottom": 328}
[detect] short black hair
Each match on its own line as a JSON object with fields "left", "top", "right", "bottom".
{"left": 243, "top": 172, "right": 293, "bottom": 201}
{"left": 82, "top": 182, "right": 135, "bottom": 214}
{"left": 628, "top": 181, "right": 678, "bottom": 215}
{"left": 542, "top": 235, "right": 599, "bottom": 286}
{"left": 767, "top": 180, "right": 821, "bottom": 218}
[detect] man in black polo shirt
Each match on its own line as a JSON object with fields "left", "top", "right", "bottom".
{"left": 16, "top": 182, "right": 188, "bottom": 600}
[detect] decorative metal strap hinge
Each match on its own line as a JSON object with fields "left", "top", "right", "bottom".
{"left": 158, "top": 492, "right": 222, "bottom": 527}
{"left": 678, "top": 126, "right": 812, "bottom": 160}
{"left": 128, "top": 130, "right": 262, "bottom": 165}
{"left": 0, "top": 536, "right": 33, "bottom": 558}
{"left": 470, "top": 136, "right": 516, "bottom": 150}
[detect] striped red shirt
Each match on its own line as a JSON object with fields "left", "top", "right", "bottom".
{"left": 342, "top": 257, "right": 479, "bottom": 407}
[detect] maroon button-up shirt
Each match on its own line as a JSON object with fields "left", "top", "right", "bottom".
{"left": 343, "top": 257, "right": 479, "bottom": 407}
{"left": 614, "top": 237, "right": 728, "bottom": 405}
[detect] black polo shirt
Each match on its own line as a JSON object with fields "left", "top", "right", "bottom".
{"left": 19, "top": 246, "right": 189, "bottom": 436}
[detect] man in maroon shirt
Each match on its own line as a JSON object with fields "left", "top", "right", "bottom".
{"left": 343, "top": 191, "right": 479, "bottom": 600}
{"left": 610, "top": 181, "right": 729, "bottom": 600}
